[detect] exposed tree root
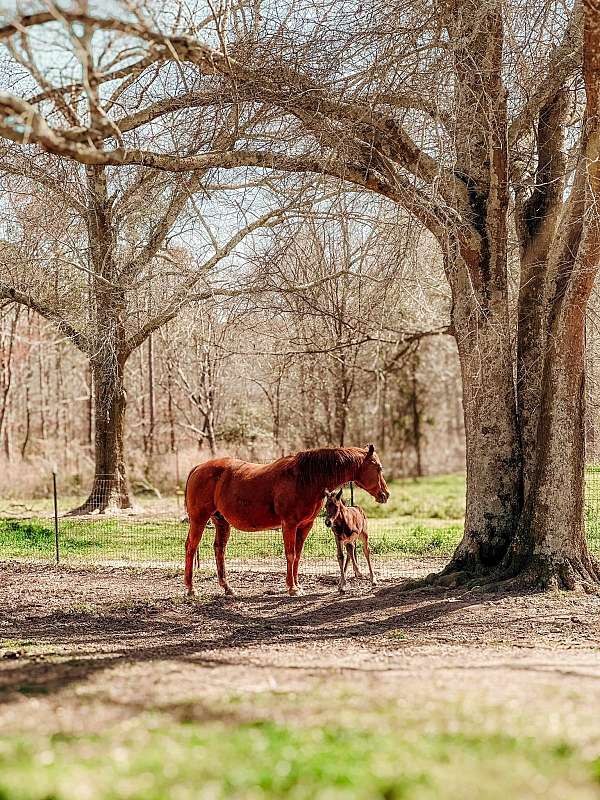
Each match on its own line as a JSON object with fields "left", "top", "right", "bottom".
{"left": 65, "top": 479, "right": 134, "bottom": 516}
{"left": 390, "top": 553, "right": 600, "bottom": 596}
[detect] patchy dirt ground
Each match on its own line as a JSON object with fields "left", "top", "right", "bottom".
{"left": 1, "top": 560, "right": 600, "bottom": 748}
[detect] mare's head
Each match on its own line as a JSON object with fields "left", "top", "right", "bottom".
{"left": 354, "top": 444, "right": 389, "bottom": 504}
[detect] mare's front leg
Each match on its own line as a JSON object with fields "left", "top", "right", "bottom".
{"left": 362, "top": 532, "right": 377, "bottom": 588}
{"left": 282, "top": 523, "right": 299, "bottom": 596}
{"left": 293, "top": 522, "right": 313, "bottom": 592}
{"left": 213, "top": 516, "right": 235, "bottom": 596}
{"left": 184, "top": 512, "right": 210, "bottom": 597}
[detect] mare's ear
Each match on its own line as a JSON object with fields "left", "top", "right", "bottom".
{"left": 335, "top": 488, "right": 343, "bottom": 501}
{"left": 366, "top": 443, "right": 375, "bottom": 457}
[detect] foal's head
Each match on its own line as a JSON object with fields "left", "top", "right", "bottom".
{"left": 324, "top": 487, "right": 345, "bottom": 527}
{"left": 323, "top": 488, "right": 355, "bottom": 544}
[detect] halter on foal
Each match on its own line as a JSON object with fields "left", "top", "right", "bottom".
{"left": 184, "top": 444, "right": 389, "bottom": 597}
{"left": 324, "top": 488, "right": 377, "bottom": 592}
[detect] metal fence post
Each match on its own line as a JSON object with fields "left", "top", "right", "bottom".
{"left": 52, "top": 471, "right": 60, "bottom": 564}
{"left": 350, "top": 481, "right": 354, "bottom": 507}
{"left": 175, "top": 449, "right": 181, "bottom": 511}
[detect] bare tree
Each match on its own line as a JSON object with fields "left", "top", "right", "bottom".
{"left": 162, "top": 302, "right": 238, "bottom": 456}
{"left": 0, "top": 8, "right": 334, "bottom": 510}
{"left": 0, "top": 214, "right": 462, "bottom": 492}
{"left": 1, "top": 2, "right": 599, "bottom": 587}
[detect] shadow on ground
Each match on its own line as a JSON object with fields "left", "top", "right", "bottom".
{"left": 1, "top": 562, "right": 599, "bottom": 706}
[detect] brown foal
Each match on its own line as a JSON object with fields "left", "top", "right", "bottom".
{"left": 324, "top": 488, "right": 377, "bottom": 592}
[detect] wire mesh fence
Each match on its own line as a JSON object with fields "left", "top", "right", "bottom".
{"left": 2, "top": 470, "right": 600, "bottom": 581}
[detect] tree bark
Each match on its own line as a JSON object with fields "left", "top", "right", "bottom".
{"left": 509, "top": 288, "right": 599, "bottom": 588}
{"left": 147, "top": 333, "right": 155, "bottom": 458}
{"left": 204, "top": 406, "right": 217, "bottom": 456}
{"left": 67, "top": 164, "right": 134, "bottom": 514}
{"left": 515, "top": 90, "right": 569, "bottom": 497}
{"left": 67, "top": 353, "right": 133, "bottom": 514}
{"left": 445, "top": 299, "right": 522, "bottom": 575}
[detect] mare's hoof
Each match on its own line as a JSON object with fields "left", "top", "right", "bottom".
{"left": 338, "top": 586, "right": 346, "bottom": 594}
{"left": 289, "top": 586, "right": 303, "bottom": 597}
{"left": 185, "top": 587, "right": 197, "bottom": 600}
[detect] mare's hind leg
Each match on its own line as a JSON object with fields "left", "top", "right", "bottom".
{"left": 185, "top": 512, "right": 211, "bottom": 597}
{"left": 213, "top": 516, "right": 235, "bottom": 596}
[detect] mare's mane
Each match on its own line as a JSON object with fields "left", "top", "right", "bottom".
{"left": 293, "top": 447, "right": 363, "bottom": 487}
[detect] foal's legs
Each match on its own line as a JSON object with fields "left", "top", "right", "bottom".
{"left": 348, "top": 543, "right": 363, "bottom": 579}
{"left": 184, "top": 511, "right": 211, "bottom": 597}
{"left": 342, "top": 546, "right": 351, "bottom": 577}
{"left": 337, "top": 538, "right": 347, "bottom": 592}
{"left": 213, "top": 516, "right": 234, "bottom": 596}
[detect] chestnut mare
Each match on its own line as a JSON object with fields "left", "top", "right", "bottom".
{"left": 184, "top": 444, "right": 389, "bottom": 597}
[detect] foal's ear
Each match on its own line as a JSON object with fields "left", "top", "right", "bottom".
{"left": 324, "top": 488, "right": 332, "bottom": 499}
{"left": 367, "top": 443, "right": 375, "bottom": 457}
{"left": 335, "top": 488, "right": 343, "bottom": 501}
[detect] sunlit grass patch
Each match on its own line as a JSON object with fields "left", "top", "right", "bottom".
{"left": 368, "top": 524, "right": 462, "bottom": 557}
{"left": 353, "top": 473, "right": 465, "bottom": 521}
{"left": 0, "top": 716, "right": 595, "bottom": 800}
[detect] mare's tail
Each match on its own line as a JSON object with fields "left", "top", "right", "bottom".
{"left": 182, "top": 466, "right": 195, "bottom": 522}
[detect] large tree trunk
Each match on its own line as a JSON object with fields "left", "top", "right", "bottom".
{"left": 443, "top": 302, "right": 522, "bottom": 577}
{"left": 66, "top": 164, "right": 134, "bottom": 515}
{"left": 429, "top": 3, "right": 523, "bottom": 579}
{"left": 406, "top": 2, "right": 600, "bottom": 593}
{"left": 515, "top": 89, "right": 569, "bottom": 498}
{"left": 509, "top": 289, "right": 599, "bottom": 588}
{"left": 67, "top": 353, "right": 133, "bottom": 515}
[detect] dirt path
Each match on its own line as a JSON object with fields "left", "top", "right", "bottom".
{"left": 1, "top": 561, "right": 600, "bottom": 745}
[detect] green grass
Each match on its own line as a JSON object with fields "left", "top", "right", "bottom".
{"left": 0, "top": 516, "right": 464, "bottom": 562}
{"left": 0, "top": 713, "right": 596, "bottom": 800}
{"left": 0, "top": 475, "right": 467, "bottom": 563}
{"left": 356, "top": 473, "right": 466, "bottom": 522}
{"left": 3, "top": 471, "right": 600, "bottom": 563}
